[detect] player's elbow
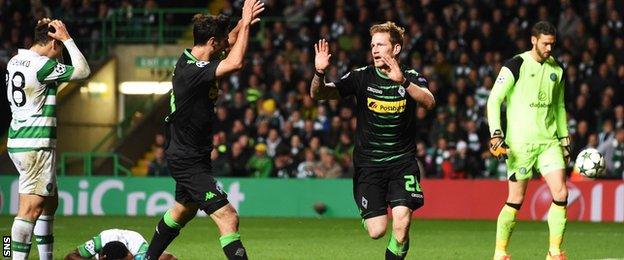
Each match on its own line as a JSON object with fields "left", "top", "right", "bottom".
{"left": 73, "top": 65, "right": 91, "bottom": 80}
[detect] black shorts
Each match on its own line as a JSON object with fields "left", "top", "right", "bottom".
{"left": 353, "top": 160, "right": 424, "bottom": 219}
{"left": 167, "top": 157, "right": 229, "bottom": 214}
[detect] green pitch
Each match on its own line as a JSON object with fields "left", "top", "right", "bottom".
{"left": 1, "top": 216, "right": 623, "bottom": 259}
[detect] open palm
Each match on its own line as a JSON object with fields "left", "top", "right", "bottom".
{"left": 314, "top": 39, "right": 331, "bottom": 73}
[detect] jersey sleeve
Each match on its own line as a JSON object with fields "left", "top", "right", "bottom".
{"left": 487, "top": 56, "right": 522, "bottom": 136}
{"left": 404, "top": 69, "right": 428, "bottom": 88}
{"left": 334, "top": 70, "right": 359, "bottom": 97}
{"left": 77, "top": 234, "right": 104, "bottom": 258}
{"left": 554, "top": 70, "right": 569, "bottom": 138}
{"left": 37, "top": 59, "right": 75, "bottom": 83}
{"left": 185, "top": 60, "right": 221, "bottom": 86}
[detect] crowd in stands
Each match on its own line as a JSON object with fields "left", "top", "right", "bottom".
{"left": 2, "top": 0, "right": 624, "bottom": 180}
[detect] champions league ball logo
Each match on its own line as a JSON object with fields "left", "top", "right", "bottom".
{"left": 530, "top": 182, "right": 585, "bottom": 221}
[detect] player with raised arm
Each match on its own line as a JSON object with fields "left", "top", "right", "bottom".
{"left": 144, "top": 1, "right": 263, "bottom": 259}
{"left": 310, "top": 22, "right": 435, "bottom": 260}
{"left": 7, "top": 18, "right": 90, "bottom": 260}
{"left": 65, "top": 229, "right": 176, "bottom": 260}
{"left": 487, "top": 21, "right": 569, "bottom": 260}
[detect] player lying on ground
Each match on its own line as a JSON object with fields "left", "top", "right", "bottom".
{"left": 487, "top": 21, "right": 570, "bottom": 260}
{"left": 310, "top": 21, "right": 435, "bottom": 260}
{"left": 64, "top": 229, "right": 176, "bottom": 260}
{"left": 7, "top": 18, "right": 90, "bottom": 260}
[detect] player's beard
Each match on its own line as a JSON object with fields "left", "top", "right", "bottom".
{"left": 537, "top": 48, "right": 550, "bottom": 60}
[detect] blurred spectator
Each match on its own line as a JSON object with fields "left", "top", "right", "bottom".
{"left": 147, "top": 147, "right": 170, "bottom": 177}
{"left": 296, "top": 148, "right": 317, "bottom": 178}
{"left": 211, "top": 148, "right": 232, "bottom": 177}
{"left": 247, "top": 143, "right": 273, "bottom": 178}
{"left": 598, "top": 127, "right": 624, "bottom": 179}
{"left": 313, "top": 147, "right": 341, "bottom": 178}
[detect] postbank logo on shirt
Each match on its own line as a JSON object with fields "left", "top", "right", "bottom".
{"left": 367, "top": 97, "right": 406, "bottom": 113}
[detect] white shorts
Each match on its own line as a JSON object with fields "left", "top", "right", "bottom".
{"left": 9, "top": 149, "right": 57, "bottom": 196}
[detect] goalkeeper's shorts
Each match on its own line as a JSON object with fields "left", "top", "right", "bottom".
{"left": 506, "top": 141, "right": 565, "bottom": 181}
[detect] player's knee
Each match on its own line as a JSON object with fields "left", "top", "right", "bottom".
{"left": 367, "top": 226, "right": 386, "bottom": 239}
{"left": 18, "top": 204, "right": 44, "bottom": 221}
{"left": 212, "top": 205, "right": 239, "bottom": 227}
{"left": 552, "top": 187, "right": 568, "bottom": 202}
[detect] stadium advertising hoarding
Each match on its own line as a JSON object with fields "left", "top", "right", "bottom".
{"left": 0, "top": 177, "right": 621, "bottom": 222}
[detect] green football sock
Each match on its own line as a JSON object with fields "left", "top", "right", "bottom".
{"left": 386, "top": 232, "right": 409, "bottom": 259}
{"left": 495, "top": 205, "right": 517, "bottom": 255}
{"left": 547, "top": 202, "right": 567, "bottom": 255}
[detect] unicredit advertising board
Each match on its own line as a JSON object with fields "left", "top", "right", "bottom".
{"left": 0, "top": 177, "right": 621, "bottom": 222}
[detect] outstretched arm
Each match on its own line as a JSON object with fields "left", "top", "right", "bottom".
{"left": 310, "top": 39, "right": 340, "bottom": 100}
{"left": 216, "top": 0, "right": 264, "bottom": 77}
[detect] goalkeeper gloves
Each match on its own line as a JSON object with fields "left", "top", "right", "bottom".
{"left": 489, "top": 129, "right": 509, "bottom": 160}
{"left": 559, "top": 136, "right": 571, "bottom": 165}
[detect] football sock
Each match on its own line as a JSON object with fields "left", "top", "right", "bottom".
{"left": 385, "top": 232, "right": 409, "bottom": 260}
{"left": 11, "top": 217, "right": 35, "bottom": 260}
{"left": 495, "top": 204, "right": 519, "bottom": 255}
{"left": 146, "top": 210, "right": 182, "bottom": 259}
{"left": 548, "top": 200, "right": 567, "bottom": 255}
{"left": 220, "top": 232, "right": 248, "bottom": 259}
{"left": 34, "top": 215, "right": 54, "bottom": 260}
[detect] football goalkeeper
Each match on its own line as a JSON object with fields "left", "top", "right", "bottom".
{"left": 487, "top": 21, "right": 570, "bottom": 260}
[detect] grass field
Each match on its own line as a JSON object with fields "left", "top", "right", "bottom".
{"left": 1, "top": 216, "right": 623, "bottom": 259}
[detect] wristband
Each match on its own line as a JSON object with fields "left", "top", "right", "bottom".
{"left": 315, "top": 71, "right": 325, "bottom": 77}
{"left": 401, "top": 78, "right": 411, "bottom": 89}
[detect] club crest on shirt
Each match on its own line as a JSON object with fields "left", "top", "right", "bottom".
{"left": 398, "top": 86, "right": 406, "bottom": 97}
{"left": 550, "top": 73, "right": 557, "bottom": 81}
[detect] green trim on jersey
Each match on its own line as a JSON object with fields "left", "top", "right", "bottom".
{"left": 8, "top": 126, "right": 56, "bottom": 139}
{"left": 36, "top": 59, "right": 57, "bottom": 82}
{"left": 374, "top": 67, "right": 391, "bottom": 79}
{"left": 184, "top": 49, "right": 198, "bottom": 62}
{"left": 42, "top": 105, "right": 55, "bottom": 117}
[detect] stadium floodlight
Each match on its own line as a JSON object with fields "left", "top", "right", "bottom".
{"left": 119, "top": 81, "right": 172, "bottom": 95}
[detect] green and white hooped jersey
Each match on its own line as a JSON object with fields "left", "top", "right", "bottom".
{"left": 5, "top": 49, "right": 74, "bottom": 152}
{"left": 77, "top": 229, "right": 149, "bottom": 260}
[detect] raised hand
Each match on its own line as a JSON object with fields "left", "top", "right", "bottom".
{"left": 314, "top": 39, "right": 331, "bottom": 73}
{"left": 380, "top": 56, "right": 405, "bottom": 83}
{"left": 47, "top": 19, "right": 71, "bottom": 41}
{"left": 242, "top": 0, "right": 263, "bottom": 25}
{"left": 251, "top": 0, "right": 265, "bottom": 25}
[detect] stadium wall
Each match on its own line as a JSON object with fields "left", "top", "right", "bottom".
{"left": 0, "top": 177, "right": 621, "bottom": 222}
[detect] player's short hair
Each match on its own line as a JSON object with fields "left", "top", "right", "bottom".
{"left": 100, "top": 241, "right": 130, "bottom": 260}
{"left": 369, "top": 21, "right": 405, "bottom": 47}
{"left": 192, "top": 14, "right": 230, "bottom": 46}
{"left": 34, "top": 19, "right": 54, "bottom": 45}
{"left": 531, "top": 21, "right": 557, "bottom": 37}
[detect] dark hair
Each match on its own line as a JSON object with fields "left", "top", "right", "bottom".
{"left": 100, "top": 241, "right": 130, "bottom": 260}
{"left": 192, "top": 14, "right": 230, "bottom": 46}
{"left": 531, "top": 21, "right": 557, "bottom": 37}
{"left": 34, "top": 20, "right": 53, "bottom": 45}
